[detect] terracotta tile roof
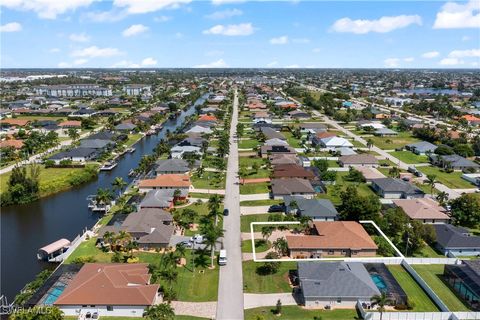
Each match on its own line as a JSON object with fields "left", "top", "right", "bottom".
{"left": 392, "top": 198, "right": 450, "bottom": 221}
{"left": 138, "top": 174, "right": 191, "bottom": 188}
{"left": 0, "top": 119, "right": 30, "bottom": 126}
{"left": 54, "top": 263, "right": 159, "bottom": 306}
{"left": 315, "top": 131, "right": 337, "bottom": 139}
{"left": 58, "top": 120, "right": 81, "bottom": 127}
{"left": 0, "top": 139, "right": 24, "bottom": 149}
{"left": 461, "top": 115, "right": 480, "bottom": 122}
{"left": 286, "top": 221, "right": 378, "bottom": 250}
{"left": 198, "top": 115, "right": 218, "bottom": 122}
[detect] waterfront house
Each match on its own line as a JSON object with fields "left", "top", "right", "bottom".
{"left": 170, "top": 145, "right": 202, "bottom": 159}
{"left": 140, "top": 189, "right": 189, "bottom": 209}
{"left": 138, "top": 174, "right": 191, "bottom": 193}
{"left": 433, "top": 224, "right": 480, "bottom": 257}
{"left": 48, "top": 148, "right": 98, "bottom": 164}
{"left": 298, "top": 261, "right": 380, "bottom": 308}
{"left": 79, "top": 139, "right": 115, "bottom": 150}
{"left": 185, "top": 125, "right": 213, "bottom": 135}
{"left": 114, "top": 123, "right": 137, "bottom": 133}
{"left": 371, "top": 178, "right": 425, "bottom": 199}
{"left": 155, "top": 159, "right": 193, "bottom": 175}
{"left": 286, "top": 221, "right": 378, "bottom": 258}
{"left": 54, "top": 263, "right": 159, "bottom": 317}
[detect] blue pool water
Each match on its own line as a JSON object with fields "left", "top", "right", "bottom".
{"left": 44, "top": 285, "right": 66, "bottom": 305}
{"left": 371, "top": 274, "right": 387, "bottom": 291}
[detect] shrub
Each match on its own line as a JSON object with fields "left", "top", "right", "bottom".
{"left": 44, "top": 160, "right": 55, "bottom": 168}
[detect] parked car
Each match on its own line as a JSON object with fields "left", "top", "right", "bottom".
{"left": 219, "top": 249, "right": 227, "bottom": 266}
{"left": 268, "top": 204, "right": 285, "bottom": 212}
{"left": 179, "top": 240, "right": 193, "bottom": 248}
{"left": 190, "top": 234, "right": 204, "bottom": 244}
{"left": 223, "top": 208, "right": 229, "bottom": 216}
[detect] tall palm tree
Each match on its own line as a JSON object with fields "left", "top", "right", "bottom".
{"left": 371, "top": 292, "right": 392, "bottom": 320}
{"left": 367, "top": 139, "right": 374, "bottom": 150}
{"left": 95, "top": 188, "right": 114, "bottom": 211}
{"left": 111, "top": 177, "right": 127, "bottom": 197}
{"left": 103, "top": 231, "right": 115, "bottom": 252}
{"left": 115, "top": 230, "right": 132, "bottom": 252}
{"left": 201, "top": 223, "right": 224, "bottom": 268}
{"left": 388, "top": 166, "right": 400, "bottom": 178}
{"left": 436, "top": 191, "right": 449, "bottom": 206}
{"left": 261, "top": 226, "right": 274, "bottom": 242}
{"left": 208, "top": 194, "right": 222, "bottom": 218}
{"left": 426, "top": 174, "right": 437, "bottom": 195}
{"left": 272, "top": 238, "right": 288, "bottom": 256}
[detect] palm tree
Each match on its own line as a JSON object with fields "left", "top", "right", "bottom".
{"left": 115, "top": 230, "right": 132, "bottom": 252}
{"left": 201, "top": 223, "right": 224, "bottom": 268}
{"left": 95, "top": 188, "right": 114, "bottom": 211}
{"left": 366, "top": 138, "right": 374, "bottom": 149}
{"left": 160, "top": 267, "right": 178, "bottom": 288}
{"left": 67, "top": 128, "right": 80, "bottom": 144}
{"left": 111, "top": 177, "right": 127, "bottom": 197}
{"left": 125, "top": 240, "right": 138, "bottom": 258}
{"left": 388, "top": 166, "right": 400, "bottom": 178}
{"left": 261, "top": 226, "right": 274, "bottom": 242}
{"left": 272, "top": 238, "right": 288, "bottom": 256}
{"left": 103, "top": 231, "right": 115, "bottom": 251}
{"left": 436, "top": 191, "right": 449, "bottom": 206}
{"left": 425, "top": 174, "right": 437, "bottom": 195}
{"left": 288, "top": 200, "right": 299, "bottom": 215}
{"left": 371, "top": 292, "right": 392, "bottom": 320}
{"left": 144, "top": 303, "right": 175, "bottom": 320}
{"left": 175, "top": 243, "right": 187, "bottom": 263}
{"left": 208, "top": 194, "right": 222, "bottom": 216}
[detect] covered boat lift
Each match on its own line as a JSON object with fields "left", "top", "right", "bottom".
{"left": 37, "top": 238, "right": 70, "bottom": 261}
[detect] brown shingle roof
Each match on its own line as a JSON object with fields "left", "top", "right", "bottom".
{"left": 273, "top": 164, "right": 315, "bottom": 179}
{"left": 54, "top": 263, "right": 159, "bottom": 306}
{"left": 286, "top": 221, "right": 378, "bottom": 250}
{"left": 339, "top": 154, "right": 379, "bottom": 165}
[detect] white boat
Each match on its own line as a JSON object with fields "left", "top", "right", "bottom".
{"left": 100, "top": 161, "right": 117, "bottom": 171}
{"left": 127, "top": 147, "right": 136, "bottom": 153}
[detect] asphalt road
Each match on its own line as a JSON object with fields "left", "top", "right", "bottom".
{"left": 216, "top": 89, "right": 244, "bottom": 320}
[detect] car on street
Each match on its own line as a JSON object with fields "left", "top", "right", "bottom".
{"left": 219, "top": 249, "right": 227, "bottom": 266}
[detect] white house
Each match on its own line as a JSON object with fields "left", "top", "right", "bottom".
{"left": 170, "top": 145, "right": 202, "bottom": 159}
{"left": 185, "top": 125, "right": 213, "bottom": 135}
{"left": 320, "top": 136, "right": 353, "bottom": 148}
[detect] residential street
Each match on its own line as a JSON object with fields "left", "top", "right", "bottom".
{"left": 216, "top": 89, "right": 244, "bottom": 320}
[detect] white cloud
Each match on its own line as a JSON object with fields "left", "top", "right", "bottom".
{"left": 122, "top": 24, "right": 149, "bottom": 37}
{"left": 448, "top": 49, "right": 480, "bottom": 58}
{"left": 0, "top": 22, "right": 22, "bottom": 32}
{"left": 331, "top": 15, "right": 422, "bottom": 34}
{"left": 384, "top": 58, "right": 400, "bottom": 67}
{"left": 73, "top": 59, "right": 88, "bottom": 65}
{"left": 440, "top": 57, "right": 464, "bottom": 65}
{"left": 154, "top": 15, "right": 172, "bottom": 22}
{"left": 270, "top": 36, "right": 288, "bottom": 45}
{"left": 292, "top": 38, "right": 310, "bottom": 44}
{"left": 211, "top": 0, "right": 245, "bottom": 5}
{"left": 433, "top": 0, "right": 480, "bottom": 29}
{"left": 284, "top": 64, "right": 300, "bottom": 68}
{"left": 1, "top": 0, "right": 94, "bottom": 19}
{"left": 141, "top": 57, "right": 158, "bottom": 66}
{"left": 85, "top": 10, "right": 127, "bottom": 22}
{"left": 49, "top": 48, "right": 60, "bottom": 53}
{"left": 69, "top": 32, "right": 90, "bottom": 42}
{"left": 404, "top": 57, "right": 414, "bottom": 62}
{"left": 194, "top": 59, "right": 228, "bottom": 68}
{"left": 203, "top": 23, "right": 254, "bottom": 36}
{"left": 72, "top": 46, "right": 123, "bottom": 58}
{"left": 422, "top": 51, "right": 440, "bottom": 58}
{"left": 312, "top": 48, "right": 321, "bottom": 53}
{"left": 58, "top": 62, "right": 71, "bottom": 68}
{"left": 113, "top": 0, "right": 191, "bottom": 14}
{"left": 462, "top": 35, "right": 471, "bottom": 41}
{"left": 266, "top": 61, "right": 278, "bottom": 67}
{"left": 111, "top": 60, "right": 139, "bottom": 68}
{"left": 206, "top": 8, "right": 242, "bottom": 19}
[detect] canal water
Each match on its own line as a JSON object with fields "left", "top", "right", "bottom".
{"left": 0, "top": 93, "right": 207, "bottom": 301}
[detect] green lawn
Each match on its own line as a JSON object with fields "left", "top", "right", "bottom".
{"left": 283, "top": 131, "right": 304, "bottom": 148}
{"left": 191, "top": 171, "right": 226, "bottom": 189}
{"left": 315, "top": 171, "right": 377, "bottom": 205}
{"left": 242, "top": 239, "right": 271, "bottom": 253}
{"left": 419, "top": 166, "right": 475, "bottom": 189}
{"left": 125, "top": 133, "right": 143, "bottom": 147}
{"left": 390, "top": 151, "right": 429, "bottom": 164}
{"left": 241, "top": 214, "right": 271, "bottom": 232}
{"left": 239, "top": 156, "right": 267, "bottom": 168}
{"left": 240, "top": 199, "right": 282, "bottom": 206}
{"left": 387, "top": 265, "right": 439, "bottom": 312}
{"left": 243, "top": 261, "right": 296, "bottom": 293}
{"left": 245, "top": 307, "right": 358, "bottom": 320}
{"left": 239, "top": 139, "right": 260, "bottom": 149}
{"left": 412, "top": 244, "right": 444, "bottom": 258}
{"left": 412, "top": 264, "right": 471, "bottom": 311}
{"left": 65, "top": 237, "right": 111, "bottom": 263}
{"left": 241, "top": 168, "right": 271, "bottom": 179}
{"left": 0, "top": 164, "right": 98, "bottom": 197}
{"left": 368, "top": 131, "right": 420, "bottom": 149}
{"left": 67, "top": 317, "right": 210, "bottom": 320}
{"left": 240, "top": 182, "right": 270, "bottom": 194}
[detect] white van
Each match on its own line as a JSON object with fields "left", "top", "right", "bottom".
{"left": 219, "top": 249, "right": 227, "bottom": 266}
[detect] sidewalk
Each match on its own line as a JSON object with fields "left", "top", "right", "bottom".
{"left": 171, "top": 301, "right": 216, "bottom": 319}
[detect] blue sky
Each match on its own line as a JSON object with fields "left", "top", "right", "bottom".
{"left": 1, "top": 0, "right": 479, "bottom": 68}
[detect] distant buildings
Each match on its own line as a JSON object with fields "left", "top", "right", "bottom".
{"left": 34, "top": 84, "right": 112, "bottom": 97}
{"left": 123, "top": 84, "right": 151, "bottom": 96}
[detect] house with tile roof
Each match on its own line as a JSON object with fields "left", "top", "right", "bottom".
{"left": 54, "top": 263, "right": 159, "bottom": 317}
{"left": 138, "top": 174, "right": 191, "bottom": 192}
{"left": 339, "top": 154, "right": 379, "bottom": 167}
{"left": 286, "top": 221, "right": 378, "bottom": 258}
{"left": 392, "top": 198, "right": 450, "bottom": 224}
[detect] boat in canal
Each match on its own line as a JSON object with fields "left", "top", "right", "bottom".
{"left": 127, "top": 147, "right": 136, "bottom": 153}
{"left": 99, "top": 161, "right": 118, "bottom": 171}
{"left": 37, "top": 239, "right": 70, "bottom": 262}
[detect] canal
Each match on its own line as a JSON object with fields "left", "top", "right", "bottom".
{"left": 0, "top": 93, "right": 207, "bottom": 301}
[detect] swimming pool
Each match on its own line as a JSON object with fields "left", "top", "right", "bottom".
{"left": 371, "top": 274, "right": 387, "bottom": 291}
{"left": 43, "top": 284, "right": 66, "bottom": 305}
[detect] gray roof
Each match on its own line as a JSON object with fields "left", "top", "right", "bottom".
{"left": 140, "top": 189, "right": 189, "bottom": 208}
{"left": 406, "top": 141, "right": 437, "bottom": 153}
{"left": 298, "top": 262, "right": 380, "bottom": 299}
{"left": 375, "top": 128, "right": 398, "bottom": 135}
{"left": 372, "top": 178, "right": 424, "bottom": 196}
{"left": 284, "top": 196, "right": 338, "bottom": 218}
{"left": 339, "top": 154, "right": 378, "bottom": 165}
{"left": 433, "top": 224, "right": 480, "bottom": 249}
{"left": 155, "top": 159, "right": 191, "bottom": 173}
{"left": 115, "top": 123, "right": 137, "bottom": 130}
{"left": 48, "top": 148, "right": 97, "bottom": 160}
{"left": 271, "top": 178, "right": 315, "bottom": 195}
{"left": 336, "top": 147, "right": 357, "bottom": 156}
{"left": 79, "top": 139, "right": 114, "bottom": 149}
{"left": 438, "top": 154, "right": 480, "bottom": 168}
{"left": 260, "top": 127, "right": 286, "bottom": 140}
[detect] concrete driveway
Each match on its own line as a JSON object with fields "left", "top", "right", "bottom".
{"left": 240, "top": 193, "right": 270, "bottom": 201}
{"left": 240, "top": 206, "right": 270, "bottom": 215}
